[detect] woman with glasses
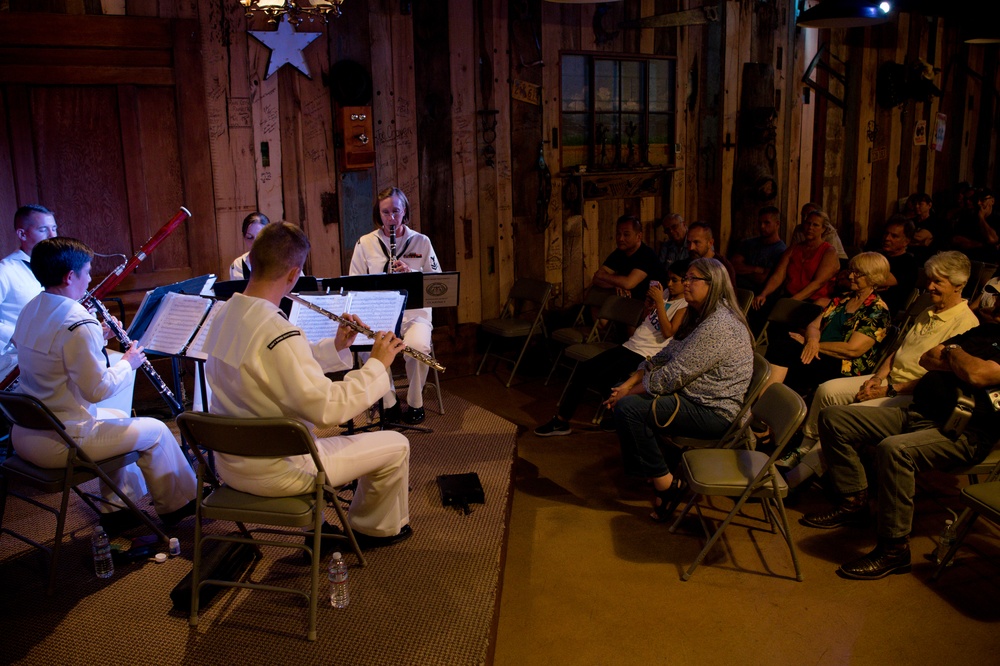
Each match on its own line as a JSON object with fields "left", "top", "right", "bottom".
{"left": 762, "top": 252, "right": 891, "bottom": 405}
{"left": 350, "top": 187, "right": 441, "bottom": 425}
{"left": 606, "top": 258, "right": 754, "bottom": 521}
{"left": 779, "top": 251, "right": 979, "bottom": 481}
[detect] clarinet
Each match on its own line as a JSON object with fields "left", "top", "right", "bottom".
{"left": 88, "top": 297, "right": 185, "bottom": 416}
{"left": 287, "top": 293, "right": 445, "bottom": 372}
{"left": 388, "top": 224, "right": 397, "bottom": 274}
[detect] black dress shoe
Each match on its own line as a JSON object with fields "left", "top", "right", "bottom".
{"left": 99, "top": 509, "right": 145, "bottom": 538}
{"left": 159, "top": 499, "right": 197, "bottom": 527}
{"left": 353, "top": 524, "right": 413, "bottom": 550}
{"left": 402, "top": 407, "right": 425, "bottom": 425}
{"left": 800, "top": 490, "right": 869, "bottom": 529}
{"left": 838, "top": 542, "right": 911, "bottom": 580}
{"left": 383, "top": 403, "right": 403, "bottom": 424}
{"left": 303, "top": 521, "right": 345, "bottom": 563}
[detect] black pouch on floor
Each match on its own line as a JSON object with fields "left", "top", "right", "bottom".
{"left": 170, "top": 541, "right": 258, "bottom": 613}
{"left": 437, "top": 472, "right": 485, "bottom": 515}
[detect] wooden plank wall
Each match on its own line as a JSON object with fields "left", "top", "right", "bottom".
{"left": 4, "top": 0, "right": 1000, "bottom": 324}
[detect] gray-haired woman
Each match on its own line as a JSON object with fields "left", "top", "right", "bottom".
{"left": 607, "top": 258, "right": 755, "bottom": 522}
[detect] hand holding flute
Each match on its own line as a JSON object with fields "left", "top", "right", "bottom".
{"left": 334, "top": 313, "right": 405, "bottom": 369}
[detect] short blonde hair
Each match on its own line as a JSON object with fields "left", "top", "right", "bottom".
{"left": 849, "top": 252, "right": 890, "bottom": 288}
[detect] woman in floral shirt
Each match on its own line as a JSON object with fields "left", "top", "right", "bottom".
{"left": 763, "top": 252, "right": 890, "bottom": 397}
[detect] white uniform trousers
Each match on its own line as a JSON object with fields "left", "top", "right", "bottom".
{"left": 12, "top": 408, "right": 197, "bottom": 516}
{"left": 383, "top": 315, "right": 432, "bottom": 409}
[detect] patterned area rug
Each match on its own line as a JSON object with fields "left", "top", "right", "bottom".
{"left": 0, "top": 389, "right": 516, "bottom": 665}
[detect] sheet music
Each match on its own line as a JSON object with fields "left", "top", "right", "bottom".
{"left": 137, "top": 292, "right": 212, "bottom": 355}
{"left": 289, "top": 294, "right": 349, "bottom": 343}
{"left": 185, "top": 301, "right": 226, "bottom": 360}
{"left": 346, "top": 291, "right": 406, "bottom": 346}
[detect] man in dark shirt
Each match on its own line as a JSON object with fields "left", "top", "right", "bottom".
{"left": 801, "top": 324, "right": 1000, "bottom": 580}
{"left": 879, "top": 217, "right": 920, "bottom": 314}
{"left": 591, "top": 215, "right": 663, "bottom": 300}
{"left": 686, "top": 221, "right": 737, "bottom": 288}
{"left": 951, "top": 188, "right": 999, "bottom": 263}
{"left": 731, "top": 206, "right": 787, "bottom": 292}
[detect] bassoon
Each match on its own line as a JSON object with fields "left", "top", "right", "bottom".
{"left": 0, "top": 207, "right": 192, "bottom": 391}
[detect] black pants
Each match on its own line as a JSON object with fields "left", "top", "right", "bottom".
{"left": 558, "top": 346, "right": 644, "bottom": 421}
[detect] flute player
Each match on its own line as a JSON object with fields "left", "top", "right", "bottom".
{"left": 202, "top": 222, "right": 414, "bottom": 552}
{"left": 349, "top": 187, "right": 441, "bottom": 426}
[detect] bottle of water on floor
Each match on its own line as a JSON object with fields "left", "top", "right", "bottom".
{"left": 92, "top": 526, "right": 114, "bottom": 579}
{"left": 329, "top": 552, "right": 349, "bottom": 608}
{"left": 935, "top": 519, "right": 956, "bottom": 567}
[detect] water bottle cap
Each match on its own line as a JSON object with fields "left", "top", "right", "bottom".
{"left": 94, "top": 525, "right": 106, "bottom": 536}
{"left": 332, "top": 552, "right": 342, "bottom": 560}
{"left": 945, "top": 519, "right": 954, "bottom": 526}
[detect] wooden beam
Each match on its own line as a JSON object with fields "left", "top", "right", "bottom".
{"left": 0, "top": 13, "right": 174, "bottom": 49}
{"left": 541, "top": 0, "right": 564, "bottom": 306}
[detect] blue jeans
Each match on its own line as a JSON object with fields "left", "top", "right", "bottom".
{"left": 615, "top": 392, "right": 732, "bottom": 478}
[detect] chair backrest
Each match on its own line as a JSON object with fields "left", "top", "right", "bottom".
{"left": 500, "top": 278, "right": 553, "bottom": 320}
{"left": 735, "top": 288, "right": 755, "bottom": 315}
{"left": 176, "top": 412, "right": 321, "bottom": 464}
{"left": 720, "top": 352, "right": 771, "bottom": 448}
{"left": 745, "top": 383, "right": 807, "bottom": 465}
{"left": 767, "top": 297, "right": 823, "bottom": 330}
{"left": 597, "top": 294, "right": 646, "bottom": 329}
{"left": 0, "top": 392, "right": 67, "bottom": 432}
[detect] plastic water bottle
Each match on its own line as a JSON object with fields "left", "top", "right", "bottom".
{"left": 92, "top": 526, "right": 114, "bottom": 579}
{"left": 935, "top": 519, "right": 956, "bottom": 567}
{"left": 329, "top": 552, "right": 349, "bottom": 608}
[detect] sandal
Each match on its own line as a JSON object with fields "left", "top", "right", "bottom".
{"left": 650, "top": 476, "right": 681, "bottom": 523}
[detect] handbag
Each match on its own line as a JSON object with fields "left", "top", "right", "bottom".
{"left": 651, "top": 393, "right": 681, "bottom": 429}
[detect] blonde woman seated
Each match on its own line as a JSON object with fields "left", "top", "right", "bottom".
{"left": 762, "top": 252, "right": 891, "bottom": 399}
{"left": 779, "top": 251, "right": 980, "bottom": 483}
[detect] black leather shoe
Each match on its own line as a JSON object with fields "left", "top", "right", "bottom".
{"left": 303, "top": 521, "right": 344, "bottom": 563}
{"left": 159, "top": 499, "right": 197, "bottom": 527}
{"left": 402, "top": 407, "right": 425, "bottom": 425}
{"left": 383, "top": 403, "right": 403, "bottom": 424}
{"left": 99, "top": 509, "right": 145, "bottom": 538}
{"left": 353, "top": 524, "right": 413, "bottom": 550}
{"left": 838, "top": 542, "right": 911, "bottom": 580}
{"left": 800, "top": 491, "right": 869, "bottom": 529}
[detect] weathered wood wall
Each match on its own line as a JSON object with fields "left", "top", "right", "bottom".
{"left": 1, "top": 0, "right": 998, "bottom": 321}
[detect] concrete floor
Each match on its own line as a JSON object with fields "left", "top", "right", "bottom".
{"left": 441, "top": 356, "right": 1000, "bottom": 666}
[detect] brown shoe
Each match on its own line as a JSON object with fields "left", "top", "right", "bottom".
{"left": 838, "top": 540, "right": 911, "bottom": 580}
{"left": 799, "top": 490, "right": 869, "bottom": 529}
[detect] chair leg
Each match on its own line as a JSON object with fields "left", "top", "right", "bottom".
{"left": 769, "top": 491, "right": 803, "bottom": 582}
{"left": 544, "top": 349, "right": 565, "bottom": 386}
{"left": 190, "top": 484, "right": 205, "bottom": 627}
{"left": 476, "top": 338, "right": 495, "bottom": 376}
{"left": 308, "top": 496, "right": 322, "bottom": 642}
{"left": 932, "top": 506, "right": 979, "bottom": 581}
{"left": 48, "top": 476, "right": 75, "bottom": 596}
{"left": 555, "top": 361, "right": 579, "bottom": 408}
{"left": 681, "top": 489, "right": 755, "bottom": 581}
{"left": 506, "top": 335, "right": 534, "bottom": 388}
{"left": 328, "top": 492, "right": 367, "bottom": 568}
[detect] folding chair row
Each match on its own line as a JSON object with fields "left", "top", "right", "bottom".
{"left": 476, "top": 278, "right": 553, "bottom": 387}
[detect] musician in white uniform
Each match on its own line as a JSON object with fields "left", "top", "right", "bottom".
{"left": 203, "top": 222, "right": 413, "bottom": 547}
{"left": 349, "top": 187, "right": 440, "bottom": 425}
{"left": 0, "top": 205, "right": 58, "bottom": 375}
{"left": 229, "top": 211, "right": 269, "bottom": 280}
{"left": 11, "top": 238, "right": 197, "bottom": 533}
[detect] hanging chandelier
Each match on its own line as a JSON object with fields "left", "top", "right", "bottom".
{"left": 239, "top": 0, "right": 345, "bottom": 24}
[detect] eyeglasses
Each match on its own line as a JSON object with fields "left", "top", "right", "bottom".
{"left": 682, "top": 275, "right": 711, "bottom": 285}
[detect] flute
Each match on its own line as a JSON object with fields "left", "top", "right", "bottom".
{"left": 388, "top": 224, "right": 397, "bottom": 274}
{"left": 287, "top": 293, "right": 445, "bottom": 372}
{"left": 87, "top": 297, "right": 185, "bottom": 416}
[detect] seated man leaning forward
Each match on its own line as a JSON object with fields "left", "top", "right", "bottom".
{"left": 590, "top": 214, "right": 663, "bottom": 300}
{"left": 11, "top": 237, "right": 197, "bottom": 535}
{"left": 202, "top": 222, "right": 413, "bottom": 550}
{"left": 800, "top": 322, "right": 1000, "bottom": 580}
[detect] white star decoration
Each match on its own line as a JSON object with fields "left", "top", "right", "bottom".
{"left": 249, "top": 17, "right": 322, "bottom": 79}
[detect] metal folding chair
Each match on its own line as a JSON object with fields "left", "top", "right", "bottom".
{"left": 476, "top": 278, "right": 553, "bottom": 387}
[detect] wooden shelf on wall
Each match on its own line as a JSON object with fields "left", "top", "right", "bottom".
{"left": 559, "top": 167, "right": 680, "bottom": 202}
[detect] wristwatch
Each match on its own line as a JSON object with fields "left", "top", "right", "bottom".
{"left": 886, "top": 381, "right": 897, "bottom": 398}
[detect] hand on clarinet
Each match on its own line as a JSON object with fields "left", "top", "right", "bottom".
{"left": 100, "top": 315, "right": 124, "bottom": 342}
{"left": 390, "top": 259, "right": 410, "bottom": 273}
{"left": 123, "top": 343, "right": 147, "bottom": 370}
{"left": 334, "top": 314, "right": 362, "bottom": 351}
{"left": 371, "top": 330, "right": 406, "bottom": 369}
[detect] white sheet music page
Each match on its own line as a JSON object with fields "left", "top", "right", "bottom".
{"left": 346, "top": 291, "right": 406, "bottom": 346}
{"left": 289, "top": 294, "right": 349, "bottom": 343}
{"left": 137, "top": 292, "right": 212, "bottom": 355}
{"left": 185, "top": 301, "right": 226, "bottom": 360}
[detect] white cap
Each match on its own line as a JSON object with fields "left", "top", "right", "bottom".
{"left": 154, "top": 553, "right": 167, "bottom": 563}
{"left": 332, "top": 552, "right": 343, "bottom": 559}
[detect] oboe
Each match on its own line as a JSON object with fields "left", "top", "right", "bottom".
{"left": 287, "top": 293, "right": 445, "bottom": 372}
{"left": 87, "top": 297, "right": 185, "bottom": 416}
{"left": 388, "top": 224, "right": 397, "bottom": 274}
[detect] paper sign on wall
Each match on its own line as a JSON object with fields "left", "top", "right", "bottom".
{"left": 914, "top": 119, "right": 927, "bottom": 146}
{"left": 932, "top": 113, "right": 947, "bottom": 152}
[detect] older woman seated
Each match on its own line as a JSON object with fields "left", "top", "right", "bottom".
{"left": 779, "top": 251, "right": 980, "bottom": 479}
{"left": 762, "top": 252, "right": 891, "bottom": 398}
{"left": 607, "top": 258, "right": 754, "bottom": 522}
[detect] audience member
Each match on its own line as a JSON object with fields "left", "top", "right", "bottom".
{"left": 972, "top": 276, "right": 1000, "bottom": 324}
{"left": 800, "top": 322, "right": 1000, "bottom": 579}
{"left": 229, "top": 211, "right": 270, "bottom": 280}
{"left": 0, "top": 205, "right": 58, "bottom": 375}
{"left": 607, "top": 258, "right": 753, "bottom": 522}
{"left": 878, "top": 216, "right": 920, "bottom": 313}
{"left": 685, "top": 222, "right": 737, "bottom": 287}
{"left": 778, "top": 252, "right": 979, "bottom": 484}
{"left": 656, "top": 213, "right": 689, "bottom": 268}
{"left": 791, "top": 203, "right": 848, "bottom": 260}
{"left": 204, "top": 222, "right": 413, "bottom": 550}
{"left": 762, "top": 252, "right": 890, "bottom": 397}
{"left": 908, "top": 192, "right": 945, "bottom": 250}
{"left": 731, "top": 206, "right": 787, "bottom": 292}
{"left": 951, "top": 188, "right": 999, "bottom": 262}
{"left": 591, "top": 215, "right": 663, "bottom": 300}
{"left": 11, "top": 237, "right": 196, "bottom": 536}
{"left": 534, "top": 260, "right": 689, "bottom": 437}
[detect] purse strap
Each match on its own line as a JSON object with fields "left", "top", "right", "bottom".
{"left": 651, "top": 394, "right": 681, "bottom": 429}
